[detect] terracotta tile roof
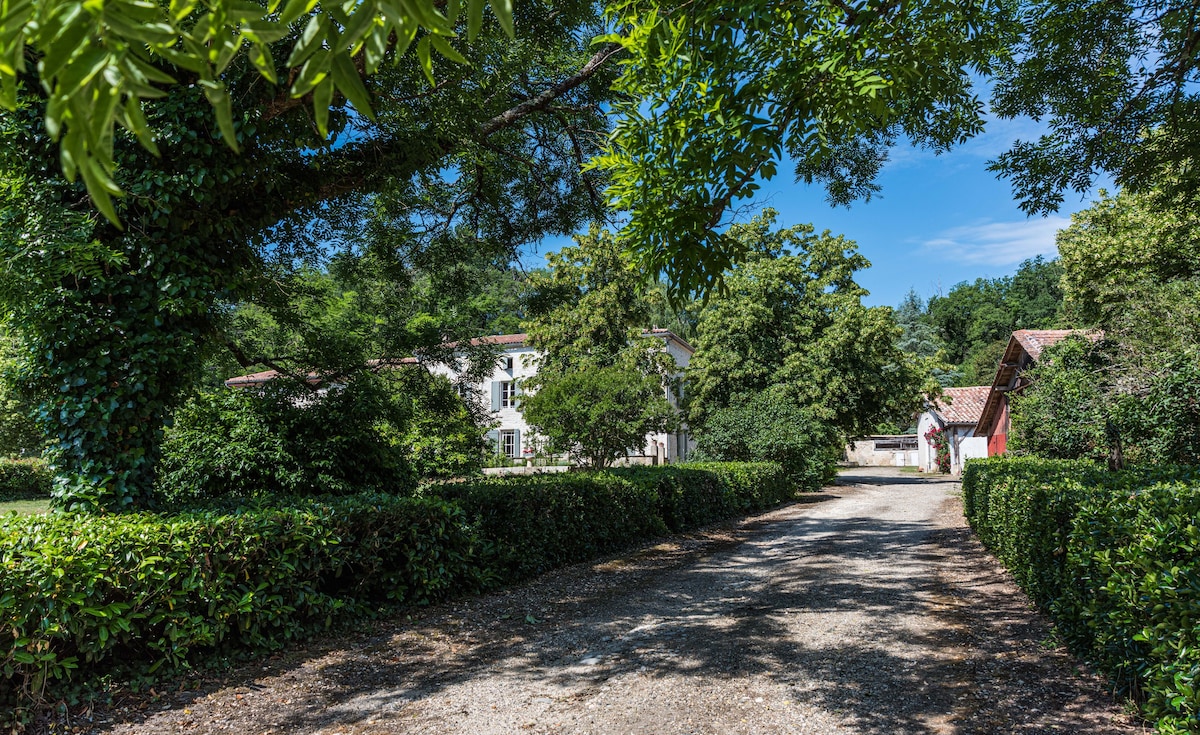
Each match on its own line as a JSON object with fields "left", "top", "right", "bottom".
{"left": 933, "top": 386, "right": 990, "bottom": 425}
{"left": 455, "top": 333, "right": 528, "bottom": 348}
{"left": 1011, "top": 330, "right": 1081, "bottom": 361}
{"left": 224, "top": 358, "right": 418, "bottom": 388}
{"left": 974, "top": 328, "right": 1097, "bottom": 435}
{"left": 224, "top": 369, "right": 291, "bottom": 387}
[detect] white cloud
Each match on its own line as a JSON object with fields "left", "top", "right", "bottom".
{"left": 916, "top": 215, "right": 1072, "bottom": 266}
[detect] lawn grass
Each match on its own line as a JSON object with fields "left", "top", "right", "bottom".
{"left": 0, "top": 498, "right": 50, "bottom": 516}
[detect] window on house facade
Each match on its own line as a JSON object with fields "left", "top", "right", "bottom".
{"left": 499, "top": 429, "right": 518, "bottom": 458}
{"left": 500, "top": 380, "right": 516, "bottom": 408}
{"left": 502, "top": 356, "right": 514, "bottom": 372}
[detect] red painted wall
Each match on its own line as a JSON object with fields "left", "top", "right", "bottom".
{"left": 985, "top": 399, "right": 1008, "bottom": 456}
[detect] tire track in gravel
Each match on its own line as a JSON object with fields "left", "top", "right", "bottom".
{"left": 85, "top": 467, "right": 1138, "bottom": 735}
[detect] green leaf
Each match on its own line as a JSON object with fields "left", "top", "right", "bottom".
{"left": 312, "top": 75, "right": 333, "bottom": 137}
{"left": 201, "top": 80, "right": 240, "bottom": 153}
{"left": 415, "top": 35, "right": 434, "bottom": 85}
{"left": 466, "top": 0, "right": 484, "bottom": 42}
{"left": 330, "top": 52, "right": 374, "bottom": 120}
{"left": 428, "top": 35, "right": 467, "bottom": 66}
{"left": 248, "top": 43, "right": 278, "bottom": 84}
{"left": 487, "top": 0, "right": 513, "bottom": 38}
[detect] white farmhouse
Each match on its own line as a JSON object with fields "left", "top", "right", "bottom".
{"left": 425, "top": 330, "right": 696, "bottom": 464}
{"left": 916, "top": 386, "right": 990, "bottom": 474}
{"left": 226, "top": 329, "right": 697, "bottom": 465}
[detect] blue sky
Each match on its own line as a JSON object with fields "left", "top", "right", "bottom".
{"left": 526, "top": 113, "right": 1108, "bottom": 310}
{"left": 752, "top": 115, "right": 1107, "bottom": 308}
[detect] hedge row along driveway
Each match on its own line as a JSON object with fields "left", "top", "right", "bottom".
{"left": 81, "top": 467, "right": 1133, "bottom": 734}
{"left": 0, "top": 462, "right": 792, "bottom": 721}
{"left": 963, "top": 457, "right": 1200, "bottom": 734}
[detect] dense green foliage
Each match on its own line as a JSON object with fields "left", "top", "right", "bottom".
{"left": 520, "top": 365, "right": 676, "bottom": 468}
{"left": 0, "top": 493, "right": 482, "bottom": 716}
{"left": 686, "top": 212, "right": 925, "bottom": 438}
{"left": 0, "top": 458, "right": 51, "bottom": 501}
{"left": 432, "top": 472, "right": 664, "bottom": 582}
{"left": 0, "top": 338, "right": 41, "bottom": 458}
{"left": 963, "top": 457, "right": 1200, "bottom": 733}
{"left": 608, "top": 462, "right": 794, "bottom": 533}
{"left": 1011, "top": 190, "right": 1200, "bottom": 468}
{"left": 433, "top": 461, "right": 791, "bottom": 582}
{"left": 1056, "top": 188, "right": 1200, "bottom": 351}
{"left": 990, "top": 0, "right": 1200, "bottom": 214}
{"left": 1, "top": 461, "right": 791, "bottom": 716}
{"left": 159, "top": 367, "right": 488, "bottom": 501}
{"left": 0, "top": 0, "right": 516, "bottom": 219}
{"left": 922, "top": 256, "right": 1063, "bottom": 384}
{"left": 595, "top": 0, "right": 1013, "bottom": 296}
{"left": 0, "top": 2, "right": 613, "bottom": 510}
{"left": 691, "top": 389, "right": 838, "bottom": 491}
{"left": 159, "top": 377, "right": 417, "bottom": 502}
{"left": 520, "top": 226, "right": 679, "bottom": 466}
{"left": 1010, "top": 338, "right": 1200, "bottom": 469}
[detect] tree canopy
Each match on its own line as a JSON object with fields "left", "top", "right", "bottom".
{"left": 990, "top": 0, "right": 1200, "bottom": 214}
{"left": 685, "top": 211, "right": 925, "bottom": 439}
{"left": 519, "top": 225, "right": 677, "bottom": 466}
{"left": 1056, "top": 188, "right": 1200, "bottom": 351}
{"left": 924, "top": 256, "right": 1063, "bottom": 384}
{"left": 595, "top": 0, "right": 1013, "bottom": 296}
{"left": 0, "top": 2, "right": 614, "bottom": 509}
{"left": 0, "top": 0, "right": 519, "bottom": 221}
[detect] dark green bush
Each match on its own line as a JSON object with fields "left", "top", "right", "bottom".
{"left": 609, "top": 462, "right": 792, "bottom": 532}
{"left": 0, "top": 458, "right": 51, "bottom": 501}
{"left": 962, "top": 457, "right": 1200, "bottom": 733}
{"left": 692, "top": 391, "right": 838, "bottom": 492}
{"left": 158, "top": 375, "right": 417, "bottom": 502}
{"left": 431, "top": 473, "right": 665, "bottom": 582}
{"left": 0, "top": 494, "right": 479, "bottom": 713}
{"left": 432, "top": 462, "right": 792, "bottom": 581}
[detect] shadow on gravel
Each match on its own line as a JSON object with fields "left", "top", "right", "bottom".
{"left": 92, "top": 490, "right": 1130, "bottom": 735}
{"left": 208, "top": 513, "right": 984, "bottom": 734}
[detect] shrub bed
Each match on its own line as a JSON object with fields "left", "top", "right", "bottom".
{"left": 607, "top": 462, "right": 793, "bottom": 532}
{"left": 962, "top": 457, "right": 1200, "bottom": 733}
{"left": 0, "top": 494, "right": 480, "bottom": 716}
{"left": 2, "top": 461, "right": 793, "bottom": 718}
{"left": 0, "top": 458, "right": 52, "bottom": 501}
{"left": 432, "top": 473, "right": 666, "bottom": 582}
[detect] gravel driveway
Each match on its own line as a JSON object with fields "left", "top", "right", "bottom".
{"left": 87, "top": 468, "right": 1138, "bottom": 735}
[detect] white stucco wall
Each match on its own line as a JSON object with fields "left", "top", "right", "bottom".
{"left": 429, "top": 336, "right": 694, "bottom": 462}
{"left": 918, "top": 410, "right": 985, "bottom": 475}
{"left": 917, "top": 411, "right": 939, "bottom": 472}
{"left": 957, "top": 435, "right": 988, "bottom": 470}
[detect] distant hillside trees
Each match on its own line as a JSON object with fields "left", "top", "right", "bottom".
{"left": 918, "top": 256, "right": 1064, "bottom": 385}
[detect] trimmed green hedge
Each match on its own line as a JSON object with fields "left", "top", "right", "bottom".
{"left": 0, "top": 494, "right": 480, "bottom": 715}
{"left": 432, "top": 472, "right": 665, "bottom": 582}
{"left": 2, "top": 462, "right": 795, "bottom": 717}
{"left": 607, "top": 462, "right": 794, "bottom": 532}
{"left": 0, "top": 458, "right": 51, "bottom": 501}
{"left": 431, "top": 461, "right": 792, "bottom": 582}
{"left": 962, "top": 457, "right": 1200, "bottom": 733}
